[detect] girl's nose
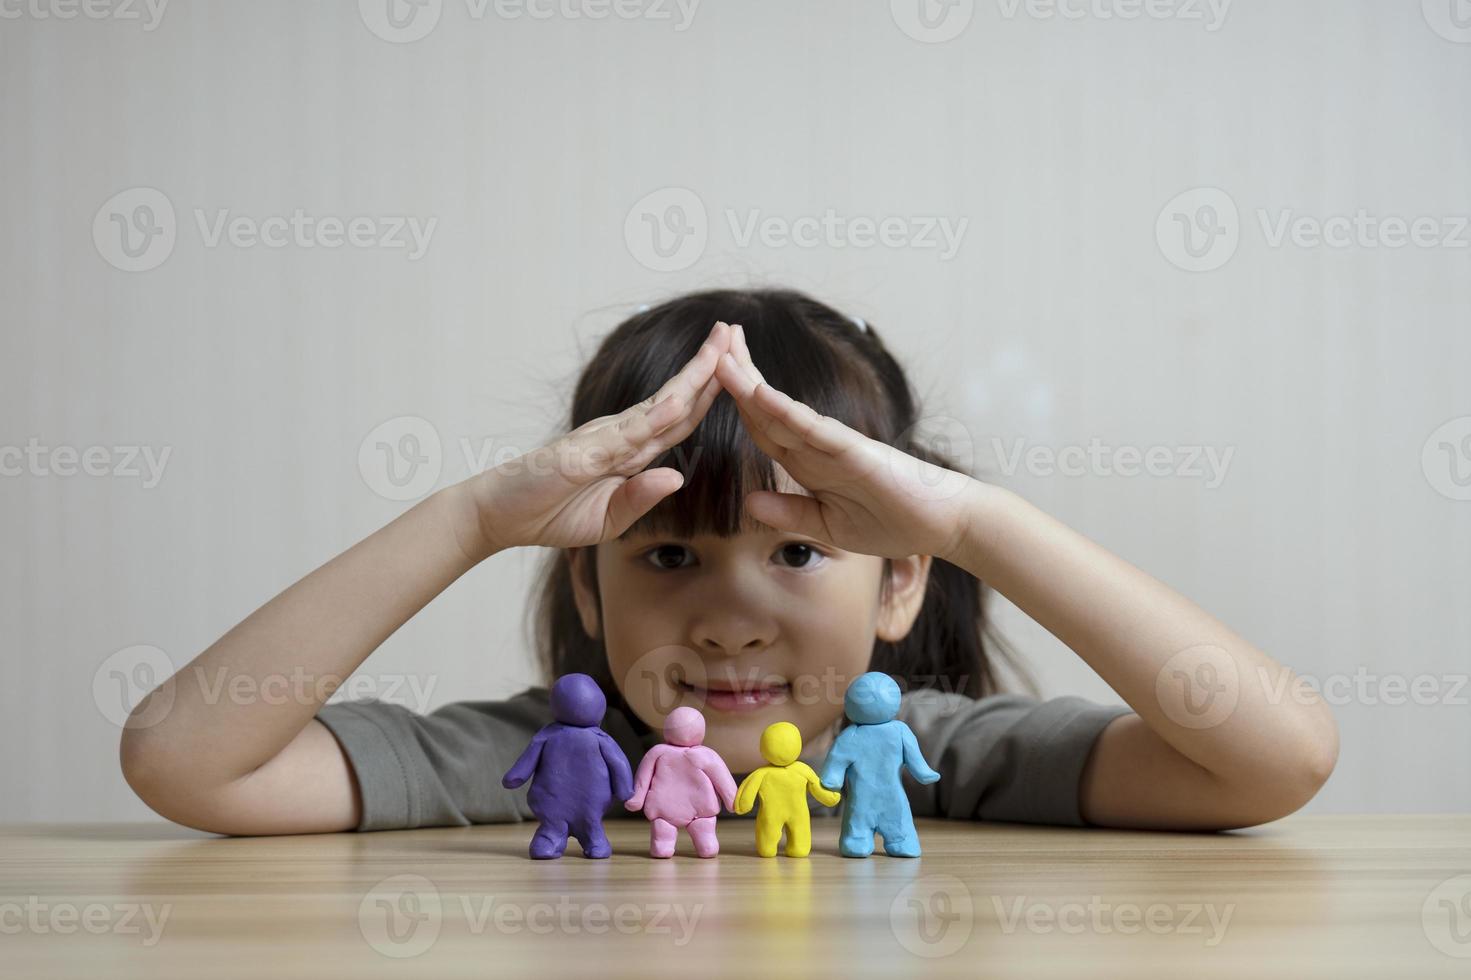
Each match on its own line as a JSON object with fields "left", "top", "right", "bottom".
{"left": 690, "top": 607, "right": 778, "bottom": 659}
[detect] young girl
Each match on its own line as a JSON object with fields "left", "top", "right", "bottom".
{"left": 119, "top": 289, "right": 1337, "bottom": 837}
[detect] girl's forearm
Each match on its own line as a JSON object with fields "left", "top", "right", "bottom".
{"left": 121, "top": 482, "right": 495, "bottom": 787}
{"left": 944, "top": 482, "right": 1337, "bottom": 793}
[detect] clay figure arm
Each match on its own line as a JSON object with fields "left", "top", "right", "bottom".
{"left": 795, "top": 761, "right": 841, "bottom": 807}
{"left": 899, "top": 722, "right": 941, "bottom": 784}
{"left": 733, "top": 769, "right": 767, "bottom": 815}
{"left": 597, "top": 730, "right": 635, "bottom": 802}
{"left": 818, "top": 729, "right": 857, "bottom": 793}
{"left": 625, "top": 744, "right": 666, "bottom": 811}
{"left": 501, "top": 728, "right": 550, "bottom": 789}
{"left": 696, "top": 748, "right": 740, "bottom": 811}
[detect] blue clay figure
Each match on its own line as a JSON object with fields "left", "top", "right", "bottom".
{"left": 501, "top": 673, "right": 634, "bottom": 859}
{"left": 819, "top": 672, "right": 941, "bottom": 858}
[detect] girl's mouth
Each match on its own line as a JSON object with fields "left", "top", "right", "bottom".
{"left": 677, "top": 678, "right": 791, "bottom": 713}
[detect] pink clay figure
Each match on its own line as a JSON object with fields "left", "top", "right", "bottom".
{"left": 624, "top": 707, "right": 738, "bottom": 858}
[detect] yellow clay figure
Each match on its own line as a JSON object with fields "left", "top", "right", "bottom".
{"left": 733, "top": 722, "right": 842, "bottom": 857}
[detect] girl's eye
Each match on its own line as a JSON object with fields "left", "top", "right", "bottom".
{"left": 643, "top": 545, "right": 694, "bottom": 570}
{"left": 776, "top": 543, "right": 824, "bottom": 569}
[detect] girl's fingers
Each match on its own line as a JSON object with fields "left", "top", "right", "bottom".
{"left": 603, "top": 467, "right": 686, "bottom": 539}
{"left": 744, "top": 490, "right": 831, "bottom": 543}
{"left": 749, "top": 383, "right": 859, "bottom": 456}
{"left": 728, "top": 323, "right": 767, "bottom": 385}
{"left": 717, "top": 353, "right": 804, "bottom": 457}
{"left": 651, "top": 320, "right": 731, "bottom": 408}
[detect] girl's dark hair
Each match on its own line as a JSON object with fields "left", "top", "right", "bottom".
{"left": 530, "top": 287, "right": 1023, "bottom": 717}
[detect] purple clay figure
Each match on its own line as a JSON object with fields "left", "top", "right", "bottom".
{"left": 501, "top": 673, "right": 634, "bottom": 859}
{"left": 624, "top": 707, "right": 738, "bottom": 858}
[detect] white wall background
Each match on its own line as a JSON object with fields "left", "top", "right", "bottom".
{"left": 2, "top": 0, "right": 1468, "bottom": 822}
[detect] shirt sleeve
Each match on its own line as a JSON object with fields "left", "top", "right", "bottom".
{"left": 313, "top": 689, "right": 552, "bottom": 831}
{"left": 897, "top": 690, "right": 1131, "bottom": 827}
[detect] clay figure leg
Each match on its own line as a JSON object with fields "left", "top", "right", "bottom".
{"left": 687, "top": 816, "right": 720, "bottom": 858}
{"left": 783, "top": 814, "right": 812, "bottom": 858}
{"left": 570, "top": 812, "right": 612, "bottom": 859}
{"left": 529, "top": 816, "right": 569, "bottom": 860}
{"left": 876, "top": 797, "right": 922, "bottom": 858}
{"left": 649, "top": 818, "right": 679, "bottom": 859}
{"left": 838, "top": 803, "right": 878, "bottom": 858}
{"left": 755, "top": 807, "right": 784, "bottom": 858}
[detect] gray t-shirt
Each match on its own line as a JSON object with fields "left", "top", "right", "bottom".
{"left": 314, "top": 687, "right": 1129, "bottom": 832}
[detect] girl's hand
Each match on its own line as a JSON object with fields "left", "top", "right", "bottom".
{"left": 465, "top": 321, "right": 734, "bottom": 553}
{"left": 714, "top": 324, "right": 981, "bottom": 562}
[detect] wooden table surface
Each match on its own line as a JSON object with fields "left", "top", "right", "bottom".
{"left": 3, "top": 815, "right": 1469, "bottom": 978}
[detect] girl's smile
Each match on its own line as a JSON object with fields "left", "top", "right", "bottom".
{"left": 676, "top": 675, "right": 792, "bottom": 713}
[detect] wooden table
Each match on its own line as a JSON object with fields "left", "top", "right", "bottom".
{"left": 3, "top": 816, "right": 1468, "bottom": 978}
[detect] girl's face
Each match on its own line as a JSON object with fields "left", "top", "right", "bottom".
{"left": 570, "top": 466, "right": 933, "bottom": 773}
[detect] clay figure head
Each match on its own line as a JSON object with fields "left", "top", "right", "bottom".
{"left": 844, "top": 671, "right": 902, "bottom": 726}
{"left": 758, "top": 721, "right": 802, "bottom": 767}
{"left": 663, "top": 706, "right": 706, "bottom": 747}
{"left": 550, "top": 673, "right": 607, "bottom": 728}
